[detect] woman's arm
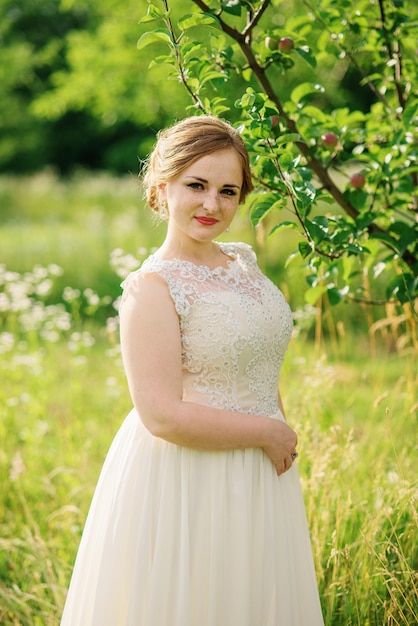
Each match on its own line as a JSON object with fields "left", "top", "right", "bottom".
{"left": 119, "top": 272, "right": 297, "bottom": 474}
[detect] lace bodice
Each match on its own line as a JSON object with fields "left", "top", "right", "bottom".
{"left": 121, "top": 242, "right": 293, "bottom": 417}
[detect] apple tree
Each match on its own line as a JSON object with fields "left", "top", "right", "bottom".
{"left": 138, "top": 0, "right": 417, "bottom": 312}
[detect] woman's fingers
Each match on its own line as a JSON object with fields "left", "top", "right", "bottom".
{"left": 275, "top": 451, "right": 298, "bottom": 476}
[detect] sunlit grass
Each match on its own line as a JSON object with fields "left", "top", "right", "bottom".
{"left": 281, "top": 344, "right": 417, "bottom": 625}
{"left": 1, "top": 321, "right": 416, "bottom": 624}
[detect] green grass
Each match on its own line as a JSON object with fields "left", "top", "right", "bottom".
{"left": 0, "top": 171, "right": 164, "bottom": 301}
{"left": 0, "top": 172, "right": 416, "bottom": 624}
{"left": 0, "top": 333, "right": 416, "bottom": 625}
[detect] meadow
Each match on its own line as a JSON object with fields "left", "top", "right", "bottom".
{"left": 0, "top": 172, "right": 416, "bottom": 625}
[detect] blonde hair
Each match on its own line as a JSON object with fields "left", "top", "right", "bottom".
{"left": 142, "top": 115, "right": 253, "bottom": 214}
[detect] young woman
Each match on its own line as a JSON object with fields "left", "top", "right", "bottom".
{"left": 61, "top": 116, "right": 324, "bottom": 625}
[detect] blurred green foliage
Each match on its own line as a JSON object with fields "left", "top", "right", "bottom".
{"left": 0, "top": 0, "right": 189, "bottom": 173}
{"left": 0, "top": 0, "right": 406, "bottom": 174}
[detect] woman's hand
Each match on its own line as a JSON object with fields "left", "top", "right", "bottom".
{"left": 262, "top": 419, "right": 298, "bottom": 476}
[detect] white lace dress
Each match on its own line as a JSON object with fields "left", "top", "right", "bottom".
{"left": 61, "top": 242, "right": 324, "bottom": 626}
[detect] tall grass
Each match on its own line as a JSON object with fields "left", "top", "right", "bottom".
{"left": 1, "top": 330, "right": 416, "bottom": 625}
{"left": 0, "top": 173, "right": 416, "bottom": 625}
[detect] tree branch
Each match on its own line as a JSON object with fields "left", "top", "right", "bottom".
{"left": 377, "top": 0, "right": 407, "bottom": 110}
{"left": 189, "top": 0, "right": 415, "bottom": 269}
{"left": 192, "top": 0, "right": 244, "bottom": 42}
{"left": 243, "top": 0, "right": 270, "bottom": 39}
{"left": 302, "top": 0, "right": 396, "bottom": 115}
{"left": 162, "top": 0, "right": 206, "bottom": 112}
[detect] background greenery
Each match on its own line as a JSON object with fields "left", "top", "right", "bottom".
{"left": 0, "top": 0, "right": 417, "bottom": 623}
{"left": 1, "top": 0, "right": 408, "bottom": 175}
{"left": 2, "top": 0, "right": 416, "bottom": 307}
{"left": 0, "top": 0, "right": 189, "bottom": 174}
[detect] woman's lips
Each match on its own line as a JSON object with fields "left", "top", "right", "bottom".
{"left": 195, "top": 216, "right": 219, "bottom": 226}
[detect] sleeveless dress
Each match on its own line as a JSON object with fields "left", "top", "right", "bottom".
{"left": 61, "top": 242, "right": 324, "bottom": 626}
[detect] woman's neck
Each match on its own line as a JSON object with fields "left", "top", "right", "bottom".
{"left": 156, "top": 238, "right": 231, "bottom": 269}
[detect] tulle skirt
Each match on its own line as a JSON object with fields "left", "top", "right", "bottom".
{"left": 61, "top": 409, "right": 323, "bottom": 625}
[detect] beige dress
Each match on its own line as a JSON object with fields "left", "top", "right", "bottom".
{"left": 61, "top": 242, "right": 324, "bottom": 626}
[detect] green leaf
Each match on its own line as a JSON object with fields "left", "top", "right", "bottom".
{"left": 275, "top": 132, "right": 300, "bottom": 146}
{"left": 295, "top": 181, "right": 316, "bottom": 212}
{"left": 356, "top": 211, "right": 375, "bottom": 229}
{"left": 202, "top": 96, "right": 230, "bottom": 115}
{"left": 346, "top": 188, "right": 368, "bottom": 210}
{"left": 390, "top": 221, "right": 418, "bottom": 250}
{"left": 287, "top": 15, "right": 314, "bottom": 31}
{"left": 148, "top": 55, "right": 177, "bottom": 68}
{"left": 250, "top": 193, "right": 277, "bottom": 226}
{"left": 305, "top": 218, "right": 327, "bottom": 244}
{"left": 312, "top": 216, "right": 329, "bottom": 230}
{"left": 137, "top": 29, "right": 173, "bottom": 51}
{"left": 402, "top": 100, "right": 418, "bottom": 126}
{"left": 285, "top": 250, "right": 301, "bottom": 268}
{"left": 327, "top": 287, "right": 342, "bottom": 305}
{"left": 269, "top": 221, "right": 298, "bottom": 236}
{"left": 386, "top": 271, "right": 418, "bottom": 302}
{"left": 290, "top": 82, "right": 323, "bottom": 105}
{"left": 178, "top": 13, "right": 220, "bottom": 30}
{"left": 221, "top": 0, "right": 242, "bottom": 16}
{"left": 346, "top": 243, "right": 365, "bottom": 255}
{"left": 299, "top": 241, "right": 314, "bottom": 259}
{"left": 344, "top": 110, "right": 366, "bottom": 125}
{"left": 198, "top": 68, "right": 227, "bottom": 86}
{"left": 369, "top": 231, "right": 400, "bottom": 252}
{"left": 139, "top": 3, "right": 166, "bottom": 23}
{"left": 278, "top": 151, "right": 296, "bottom": 170}
{"left": 386, "top": 274, "right": 404, "bottom": 300}
{"left": 237, "top": 89, "right": 256, "bottom": 108}
{"left": 295, "top": 46, "right": 317, "bottom": 68}
{"left": 301, "top": 105, "right": 329, "bottom": 123}
{"left": 298, "top": 167, "right": 313, "bottom": 182}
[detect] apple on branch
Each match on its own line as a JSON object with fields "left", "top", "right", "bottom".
{"left": 350, "top": 172, "right": 366, "bottom": 189}
{"left": 321, "top": 132, "right": 339, "bottom": 148}
{"left": 278, "top": 37, "right": 295, "bottom": 52}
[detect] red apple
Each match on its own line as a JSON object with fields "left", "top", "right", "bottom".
{"left": 265, "top": 36, "right": 279, "bottom": 50}
{"left": 350, "top": 172, "right": 366, "bottom": 189}
{"left": 321, "top": 132, "right": 339, "bottom": 148}
{"left": 270, "top": 115, "right": 280, "bottom": 127}
{"left": 279, "top": 37, "right": 295, "bottom": 52}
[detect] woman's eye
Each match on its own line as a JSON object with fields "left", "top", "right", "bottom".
{"left": 221, "top": 188, "right": 237, "bottom": 196}
{"left": 187, "top": 182, "right": 203, "bottom": 189}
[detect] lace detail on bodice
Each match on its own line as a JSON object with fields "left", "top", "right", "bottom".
{"left": 121, "top": 242, "right": 293, "bottom": 417}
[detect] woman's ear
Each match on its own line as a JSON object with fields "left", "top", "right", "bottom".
{"left": 158, "top": 183, "right": 167, "bottom": 201}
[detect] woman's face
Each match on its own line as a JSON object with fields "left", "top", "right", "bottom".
{"left": 160, "top": 148, "right": 243, "bottom": 245}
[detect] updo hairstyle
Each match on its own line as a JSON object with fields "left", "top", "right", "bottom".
{"left": 142, "top": 116, "right": 253, "bottom": 217}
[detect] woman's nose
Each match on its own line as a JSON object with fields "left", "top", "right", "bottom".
{"left": 203, "top": 191, "right": 219, "bottom": 212}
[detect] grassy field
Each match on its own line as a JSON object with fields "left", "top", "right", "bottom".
{"left": 0, "top": 173, "right": 416, "bottom": 625}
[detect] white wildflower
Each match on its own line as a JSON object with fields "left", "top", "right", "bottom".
{"left": 0, "top": 332, "right": 14, "bottom": 353}
{"left": 35, "top": 279, "right": 53, "bottom": 297}
{"left": 63, "top": 287, "right": 81, "bottom": 302}
{"left": 9, "top": 451, "right": 26, "bottom": 481}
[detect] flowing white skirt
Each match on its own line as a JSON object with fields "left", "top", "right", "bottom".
{"left": 61, "top": 409, "right": 324, "bottom": 626}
